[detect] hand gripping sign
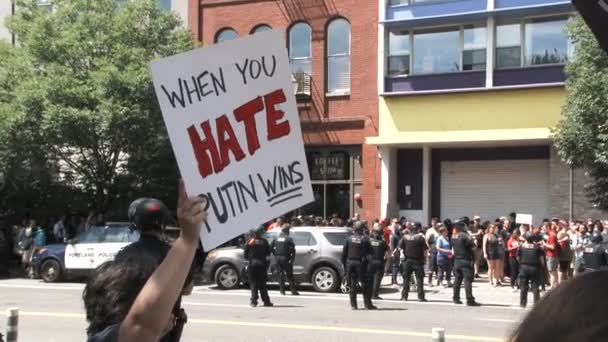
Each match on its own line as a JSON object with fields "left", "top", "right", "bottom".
{"left": 151, "top": 31, "right": 313, "bottom": 250}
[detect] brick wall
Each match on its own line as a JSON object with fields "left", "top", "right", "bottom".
{"left": 195, "top": 0, "right": 380, "bottom": 220}
{"left": 549, "top": 147, "right": 608, "bottom": 220}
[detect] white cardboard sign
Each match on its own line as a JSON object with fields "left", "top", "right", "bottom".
{"left": 515, "top": 213, "right": 533, "bottom": 225}
{"left": 150, "top": 31, "right": 313, "bottom": 250}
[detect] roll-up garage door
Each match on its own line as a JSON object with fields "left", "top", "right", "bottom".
{"left": 440, "top": 159, "right": 549, "bottom": 225}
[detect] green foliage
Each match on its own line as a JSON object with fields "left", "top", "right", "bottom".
{"left": 0, "top": 0, "right": 195, "bottom": 218}
{"left": 553, "top": 16, "right": 608, "bottom": 209}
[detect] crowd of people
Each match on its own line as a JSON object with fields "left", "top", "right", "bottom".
{"left": 267, "top": 211, "right": 608, "bottom": 308}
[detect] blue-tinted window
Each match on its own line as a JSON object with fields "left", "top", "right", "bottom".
{"left": 327, "top": 18, "right": 351, "bottom": 93}
{"left": 215, "top": 28, "right": 238, "bottom": 43}
{"left": 289, "top": 23, "right": 312, "bottom": 75}
{"left": 413, "top": 28, "right": 460, "bottom": 74}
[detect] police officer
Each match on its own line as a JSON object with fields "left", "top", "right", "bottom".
{"left": 518, "top": 232, "right": 543, "bottom": 308}
{"left": 271, "top": 224, "right": 299, "bottom": 296}
{"left": 399, "top": 222, "right": 428, "bottom": 302}
{"left": 369, "top": 223, "right": 388, "bottom": 300}
{"left": 342, "top": 221, "right": 375, "bottom": 310}
{"left": 583, "top": 232, "right": 608, "bottom": 271}
{"left": 452, "top": 221, "right": 481, "bottom": 306}
{"left": 103, "top": 197, "right": 203, "bottom": 342}
{"left": 244, "top": 225, "right": 273, "bottom": 308}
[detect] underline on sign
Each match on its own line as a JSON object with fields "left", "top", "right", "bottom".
{"left": 267, "top": 186, "right": 303, "bottom": 202}
{"left": 270, "top": 193, "right": 303, "bottom": 208}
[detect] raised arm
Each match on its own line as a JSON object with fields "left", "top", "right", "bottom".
{"left": 119, "top": 181, "right": 206, "bottom": 342}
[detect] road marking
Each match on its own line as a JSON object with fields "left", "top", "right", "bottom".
{"left": 191, "top": 290, "right": 521, "bottom": 310}
{"left": 16, "top": 311, "right": 503, "bottom": 341}
{"left": 183, "top": 301, "right": 251, "bottom": 308}
{"left": 475, "top": 318, "right": 518, "bottom": 323}
{"left": 0, "top": 284, "right": 84, "bottom": 291}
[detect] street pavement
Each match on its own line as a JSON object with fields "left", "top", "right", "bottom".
{"left": 0, "top": 276, "right": 533, "bottom": 342}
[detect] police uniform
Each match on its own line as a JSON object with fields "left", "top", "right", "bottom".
{"left": 399, "top": 230, "right": 427, "bottom": 301}
{"left": 452, "top": 228, "right": 479, "bottom": 306}
{"left": 342, "top": 225, "right": 374, "bottom": 310}
{"left": 583, "top": 240, "right": 608, "bottom": 271}
{"left": 244, "top": 233, "right": 272, "bottom": 307}
{"left": 271, "top": 230, "right": 299, "bottom": 295}
{"left": 518, "top": 242, "right": 542, "bottom": 308}
{"left": 369, "top": 234, "right": 388, "bottom": 299}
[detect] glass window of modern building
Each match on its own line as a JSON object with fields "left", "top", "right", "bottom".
{"left": 413, "top": 27, "right": 460, "bottom": 74}
{"left": 215, "top": 28, "right": 238, "bottom": 43}
{"left": 496, "top": 23, "right": 522, "bottom": 68}
{"left": 327, "top": 18, "right": 351, "bottom": 93}
{"left": 463, "top": 24, "right": 487, "bottom": 70}
{"left": 496, "top": 17, "right": 569, "bottom": 68}
{"left": 288, "top": 22, "right": 312, "bottom": 75}
{"left": 387, "top": 30, "right": 410, "bottom": 76}
{"left": 388, "top": 0, "right": 438, "bottom": 4}
{"left": 525, "top": 18, "right": 568, "bottom": 66}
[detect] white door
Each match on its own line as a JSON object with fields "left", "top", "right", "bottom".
{"left": 440, "top": 159, "right": 549, "bottom": 225}
{"left": 65, "top": 228, "right": 104, "bottom": 269}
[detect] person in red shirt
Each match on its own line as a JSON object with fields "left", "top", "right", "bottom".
{"left": 267, "top": 217, "right": 283, "bottom": 232}
{"left": 507, "top": 230, "right": 521, "bottom": 291}
{"left": 544, "top": 224, "right": 559, "bottom": 289}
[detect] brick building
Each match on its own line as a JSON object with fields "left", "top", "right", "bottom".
{"left": 189, "top": 0, "right": 380, "bottom": 221}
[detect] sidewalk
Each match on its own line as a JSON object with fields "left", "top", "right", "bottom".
{"left": 377, "top": 274, "right": 541, "bottom": 307}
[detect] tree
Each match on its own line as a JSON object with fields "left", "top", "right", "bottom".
{"left": 0, "top": 0, "right": 194, "bottom": 215}
{"left": 553, "top": 16, "right": 608, "bottom": 209}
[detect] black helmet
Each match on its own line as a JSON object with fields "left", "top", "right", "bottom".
{"left": 281, "top": 223, "right": 291, "bottom": 234}
{"left": 525, "top": 232, "right": 535, "bottom": 243}
{"left": 411, "top": 222, "right": 422, "bottom": 233}
{"left": 128, "top": 198, "right": 170, "bottom": 231}
{"left": 592, "top": 232, "right": 603, "bottom": 244}
{"left": 254, "top": 224, "right": 266, "bottom": 237}
{"left": 353, "top": 221, "right": 365, "bottom": 233}
{"left": 453, "top": 221, "right": 466, "bottom": 232}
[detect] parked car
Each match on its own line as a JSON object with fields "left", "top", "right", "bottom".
{"left": 32, "top": 223, "right": 138, "bottom": 282}
{"left": 202, "top": 226, "right": 352, "bottom": 293}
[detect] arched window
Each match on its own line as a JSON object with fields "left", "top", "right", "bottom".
{"left": 288, "top": 22, "right": 312, "bottom": 75}
{"left": 327, "top": 18, "right": 350, "bottom": 94}
{"left": 215, "top": 28, "right": 238, "bottom": 43}
{"left": 251, "top": 24, "right": 272, "bottom": 34}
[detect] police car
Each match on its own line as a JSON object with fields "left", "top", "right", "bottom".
{"left": 32, "top": 223, "right": 139, "bottom": 282}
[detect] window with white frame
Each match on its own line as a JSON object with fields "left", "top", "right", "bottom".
{"left": 463, "top": 24, "right": 487, "bottom": 70}
{"left": 387, "top": 30, "right": 410, "bottom": 76}
{"left": 251, "top": 24, "right": 272, "bottom": 34}
{"left": 215, "top": 28, "right": 238, "bottom": 43}
{"left": 388, "top": 0, "right": 438, "bottom": 5}
{"left": 496, "top": 16, "right": 569, "bottom": 68}
{"left": 386, "top": 24, "right": 487, "bottom": 76}
{"left": 327, "top": 18, "right": 351, "bottom": 94}
{"left": 157, "top": 0, "right": 171, "bottom": 11}
{"left": 288, "top": 22, "right": 312, "bottom": 75}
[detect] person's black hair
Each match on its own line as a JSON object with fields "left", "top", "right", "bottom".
{"left": 510, "top": 271, "right": 608, "bottom": 342}
{"left": 543, "top": 218, "right": 549, "bottom": 223}
{"left": 460, "top": 216, "right": 470, "bottom": 226}
{"left": 443, "top": 219, "right": 453, "bottom": 230}
{"left": 83, "top": 249, "right": 166, "bottom": 336}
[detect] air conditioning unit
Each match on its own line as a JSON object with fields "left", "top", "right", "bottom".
{"left": 293, "top": 72, "right": 311, "bottom": 96}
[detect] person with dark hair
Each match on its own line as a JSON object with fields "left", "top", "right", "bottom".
{"left": 451, "top": 221, "right": 480, "bottom": 306}
{"left": 369, "top": 223, "right": 388, "bottom": 300}
{"left": 544, "top": 221, "right": 559, "bottom": 289}
{"left": 399, "top": 222, "right": 428, "bottom": 302}
{"left": 436, "top": 225, "right": 452, "bottom": 288}
{"left": 507, "top": 230, "right": 521, "bottom": 291}
{"left": 510, "top": 271, "right": 608, "bottom": 341}
{"left": 389, "top": 218, "right": 402, "bottom": 287}
{"left": 245, "top": 225, "right": 273, "bottom": 307}
{"left": 271, "top": 224, "right": 299, "bottom": 296}
{"left": 518, "top": 232, "right": 543, "bottom": 308}
{"left": 84, "top": 181, "right": 206, "bottom": 342}
{"left": 483, "top": 223, "right": 501, "bottom": 287}
{"left": 342, "top": 221, "right": 374, "bottom": 310}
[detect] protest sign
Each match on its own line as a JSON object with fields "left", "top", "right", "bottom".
{"left": 150, "top": 31, "right": 313, "bottom": 250}
{"left": 515, "top": 213, "right": 533, "bottom": 226}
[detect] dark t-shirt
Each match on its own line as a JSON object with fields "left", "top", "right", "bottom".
{"left": 87, "top": 324, "right": 119, "bottom": 342}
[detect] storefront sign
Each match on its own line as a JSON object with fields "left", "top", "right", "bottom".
{"left": 151, "top": 31, "right": 313, "bottom": 249}
{"left": 309, "top": 152, "right": 348, "bottom": 180}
